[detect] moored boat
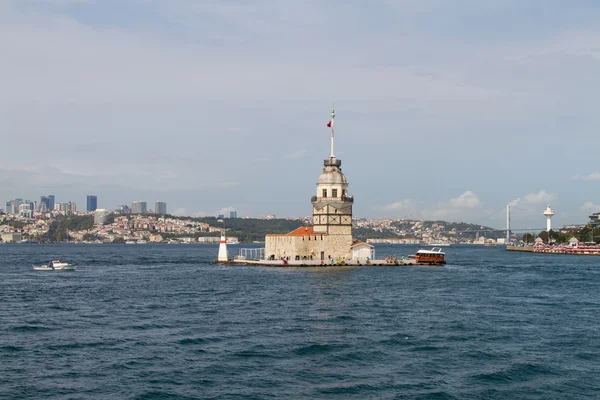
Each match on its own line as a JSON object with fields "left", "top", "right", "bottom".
{"left": 414, "top": 247, "right": 446, "bottom": 265}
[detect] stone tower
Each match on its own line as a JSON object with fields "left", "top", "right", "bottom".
{"left": 311, "top": 103, "right": 353, "bottom": 256}
{"left": 312, "top": 157, "right": 353, "bottom": 236}
{"left": 263, "top": 104, "right": 355, "bottom": 261}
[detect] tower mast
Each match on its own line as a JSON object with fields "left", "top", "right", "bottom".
{"left": 330, "top": 102, "right": 335, "bottom": 158}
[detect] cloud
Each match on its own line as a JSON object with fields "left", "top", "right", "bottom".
{"left": 428, "top": 191, "right": 482, "bottom": 220}
{"left": 448, "top": 190, "right": 481, "bottom": 209}
{"left": 3, "top": 1, "right": 600, "bottom": 221}
{"left": 580, "top": 201, "right": 600, "bottom": 212}
{"left": 509, "top": 190, "right": 556, "bottom": 208}
{"left": 381, "top": 199, "right": 415, "bottom": 211}
{"left": 573, "top": 172, "right": 600, "bottom": 181}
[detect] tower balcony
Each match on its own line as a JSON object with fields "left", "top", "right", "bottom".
{"left": 311, "top": 195, "right": 354, "bottom": 203}
{"left": 324, "top": 158, "right": 342, "bottom": 167}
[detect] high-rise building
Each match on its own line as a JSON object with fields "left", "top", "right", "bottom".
{"left": 87, "top": 195, "right": 98, "bottom": 212}
{"left": 25, "top": 200, "right": 35, "bottom": 214}
{"left": 48, "top": 195, "right": 55, "bottom": 211}
{"left": 118, "top": 204, "right": 131, "bottom": 214}
{"left": 155, "top": 201, "right": 167, "bottom": 215}
{"left": 7, "top": 199, "right": 23, "bottom": 215}
{"left": 131, "top": 201, "right": 147, "bottom": 214}
{"left": 19, "top": 203, "right": 32, "bottom": 218}
{"left": 40, "top": 196, "right": 49, "bottom": 212}
{"left": 94, "top": 209, "right": 108, "bottom": 225}
{"left": 229, "top": 210, "right": 237, "bottom": 219}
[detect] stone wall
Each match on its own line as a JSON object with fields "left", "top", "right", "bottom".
{"left": 265, "top": 232, "right": 352, "bottom": 261}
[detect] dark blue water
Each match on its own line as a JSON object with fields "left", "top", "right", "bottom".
{"left": 1, "top": 244, "right": 599, "bottom": 399}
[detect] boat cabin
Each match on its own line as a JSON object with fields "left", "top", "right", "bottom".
{"left": 415, "top": 247, "right": 446, "bottom": 265}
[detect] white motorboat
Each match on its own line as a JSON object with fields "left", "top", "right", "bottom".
{"left": 33, "top": 259, "right": 77, "bottom": 271}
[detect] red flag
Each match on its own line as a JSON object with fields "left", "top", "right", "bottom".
{"left": 326, "top": 120, "right": 332, "bottom": 128}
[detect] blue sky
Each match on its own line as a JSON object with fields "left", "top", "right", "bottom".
{"left": 2, "top": 0, "right": 600, "bottom": 229}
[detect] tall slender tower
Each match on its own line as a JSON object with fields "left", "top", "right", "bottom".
{"left": 543, "top": 205, "right": 555, "bottom": 232}
{"left": 506, "top": 204, "right": 511, "bottom": 243}
{"left": 311, "top": 104, "right": 353, "bottom": 254}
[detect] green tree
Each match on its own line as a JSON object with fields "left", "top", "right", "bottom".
{"left": 556, "top": 231, "right": 568, "bottom": 244}
{"left": 522, "top": 233, "right": 534, "bottom": 243}
{"left": 82, "top": 233, "right": 96, "bottom": 241}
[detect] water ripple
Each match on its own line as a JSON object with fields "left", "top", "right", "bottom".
{"left": 1, "top": 244, "right": 599, "bottom": 398}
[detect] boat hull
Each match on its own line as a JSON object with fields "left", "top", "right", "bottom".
{"left": 53, "top": 265, "right": 77, "bottom": 270}
{"left": 33, "top": 265, "right": 53, "bottom": 271}
{"left": 33, "top": 262, "right": 77, "bottom": 271}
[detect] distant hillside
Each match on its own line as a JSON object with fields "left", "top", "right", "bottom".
{"left": 197, "top": 217, "right": 305, "bottom": 243}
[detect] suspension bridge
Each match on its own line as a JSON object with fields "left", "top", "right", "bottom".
{"left": 453, "top": 204, "right": 553, "bottom": 240}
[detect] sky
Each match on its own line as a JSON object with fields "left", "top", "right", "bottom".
{"left": 2, "top": 0, "right": 600, "bottom": 229}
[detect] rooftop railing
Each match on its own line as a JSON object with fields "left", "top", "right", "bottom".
{"left": 311, "top": 195, "right": 354, "bottom": 203}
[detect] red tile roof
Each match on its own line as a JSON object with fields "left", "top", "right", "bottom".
{"left": 287, "top": 226, "right": 315, "bottom": 235}
{"left": 266, "top": 226, "right": 328, "bottom": 237}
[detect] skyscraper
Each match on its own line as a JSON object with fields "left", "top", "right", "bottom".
{"left": 131, "top": 201, "right": 147, "bottom": 214}
{"left": 155, "top": 201, "right": 167, "bottom": 215}
{"left": 229, "top": 210, "right": 237, "bottom": 219}
{"left": 94, "top": 209, "right": 108, "bottom": 225}
{"left": 48, "top": 195, "right": 55, "bottom": 211}
{"left": 87, "top": 195, "right": 98, "bottom": 212}
{"left": 40, "top": 196, "right": 49, "bottom": 211}
{"left": 7, "top": 199, "right": 22, "bottom": 215}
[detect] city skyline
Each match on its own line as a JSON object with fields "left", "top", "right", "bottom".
{"left": 2, "top": 1, "right": 600, "bottom": 229}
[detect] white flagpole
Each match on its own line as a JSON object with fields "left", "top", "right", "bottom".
{"left": 330, "top": 102, "right": 335, "bottom": 158}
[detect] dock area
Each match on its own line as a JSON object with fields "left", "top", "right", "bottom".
{"left": 507, "top": 245, "right": 600, "bottom": 255}
{"left": 506, "top": 246, "right": 534, "bottom": 252}
{"left": 219, "top": 258, "right": 444, "bottom": 267}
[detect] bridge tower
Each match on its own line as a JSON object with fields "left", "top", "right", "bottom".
{"left": 506, "top": 204, "right": 511, "bottom": 243}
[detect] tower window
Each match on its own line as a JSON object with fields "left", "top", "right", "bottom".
{"left": 332, "top": 189, "right": 338, "bottom": 198}
{"left": 322, "top": 189, "right": 327, "bottom": 198}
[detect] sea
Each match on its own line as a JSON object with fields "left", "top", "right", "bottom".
{"left": 1, "top": 243, "right": 599, "bottom": 399}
